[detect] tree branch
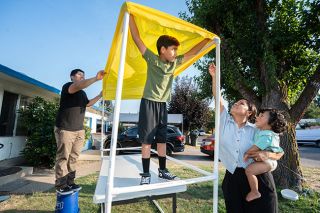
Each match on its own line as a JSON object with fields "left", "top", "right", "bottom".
{"left": 234, "top": 80, "right": 262, "bottom": 108}
{"left": 290, "top": 65, "right": 320, "bottom": 123}
{"left": 222, "top": 41, "right": 262, "bottom": 107}
{"left": 255, "top": 0, "right": 271, "bottom": 91}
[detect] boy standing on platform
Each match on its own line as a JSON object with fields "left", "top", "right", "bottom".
{"left": 129, "top": 14, "right": 211, "bottom": 185}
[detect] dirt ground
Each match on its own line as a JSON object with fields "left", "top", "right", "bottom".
{"left": 301, "top": 166, "right": 320, "bottom": 192}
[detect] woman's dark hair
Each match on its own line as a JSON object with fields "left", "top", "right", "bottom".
{"left": 244, "top": 99, "right": 257, "bottom": 123}
{"left": 70, "top": 69, "right": 84, "bottom": 77}
{"left": 259, "top": 108, "right": 287, "bottom": 133}
{"left": 156, "top": 35, "right": 180, "bottom": 55}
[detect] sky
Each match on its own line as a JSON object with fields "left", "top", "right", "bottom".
{"left": 0, "top": 0, "right": 212, "bottom": 113}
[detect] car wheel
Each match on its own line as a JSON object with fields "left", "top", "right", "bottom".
{"left": 104, "top": 141, "right": 121, "bottom": 156}
{"left": 166, "top": 147, "right": 173, "bottom": 156}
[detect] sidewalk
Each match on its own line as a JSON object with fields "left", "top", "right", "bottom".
{"left": 0, "top": 150, "right": 101, "bottom": 195}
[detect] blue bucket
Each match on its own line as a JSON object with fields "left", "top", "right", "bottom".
{"left": 55, "top": 191, "right": 80, "bottom": 213}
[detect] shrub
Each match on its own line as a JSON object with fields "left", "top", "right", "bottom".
{"left": 83, "top": 124, "right": 92, "bottom": 143}
{"left": 18, "top": 97, "right": 59, "bottom": 168}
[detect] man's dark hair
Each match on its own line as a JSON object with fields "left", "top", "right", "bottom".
{"left": 156, "top": 35, "right": 180, "bottom": 55}
{"left": 259, "top": 109, "right": 287, "bottom": 133}
{"left": 70, "top": 69, "right": 85, "bottom": 77}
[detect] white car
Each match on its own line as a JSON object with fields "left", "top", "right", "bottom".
{"left": 296, "top": 126, "right": 320, "bottom": 147}
{"left": 198, "top": 130, "right": 206, "bottom": 136}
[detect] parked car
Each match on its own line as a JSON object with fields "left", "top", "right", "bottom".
{"left": 200, "top": 134, "right": 215, "bottom": 157}
{"left": 104, "top": 125, "right": 185, "bottom": 156}
{"left": 191, "top": 130, "right": 199, "bottom": 136}
{"left": 198, "top": 129, "right": 206, "bottom": 136}
{"left": 296, "top": 125, "right": 320, "bottom": 147}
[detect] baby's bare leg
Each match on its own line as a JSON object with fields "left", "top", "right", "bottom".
{"left": 245, "top": 162, "right": 272, "bottom": 202}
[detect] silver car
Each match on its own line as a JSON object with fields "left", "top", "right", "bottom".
{"left": 296, "top": 125, "right": 320, "bottom": 147}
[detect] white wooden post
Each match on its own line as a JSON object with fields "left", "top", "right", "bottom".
{"left": 101, "top": 99, "right": 105, "bottom": 159}
{"left": 213, "top": 37, "right": 221, "bottom": 213}
{"left": 105, "top": 12, "right": 130, "bottom": 213}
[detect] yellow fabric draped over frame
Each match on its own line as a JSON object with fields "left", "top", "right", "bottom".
{"left": 103, "top": 2, "right": 219, "bottom": 100}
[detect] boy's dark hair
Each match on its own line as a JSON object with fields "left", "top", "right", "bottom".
{"left": 259, "top": 109, "right": 287, "bottom": 133}
{"left": 244, "top": 99, "right": 257, "bottom": 124}
{"left": 156, "top": 35, "right": 180, "bottom": 55}
{"left": 70, "top": 69, "right": 84, "bottom": 77}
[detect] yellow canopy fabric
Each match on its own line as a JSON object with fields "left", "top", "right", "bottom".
{"left": 103, "top": 2, "right": 219, "bottom": 100}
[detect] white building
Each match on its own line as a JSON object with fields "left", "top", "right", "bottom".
{"left": 0, "top": 64, "right": 60, "bottom": 163}
{"left": 106, "top": 113, "right": 183, "bottom": 132}
{"left": 106, "top": 113, "right": 183, "bottom": 125}
{"left": 85, "top": 106, "right": 108, "bottom": 134}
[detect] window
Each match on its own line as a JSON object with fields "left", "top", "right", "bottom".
{"left": 0, "top": 91, "right": 19, "bottom": 136}
{"left": 15, "top": 95, "right": 32, "bottom": 136}
{"left": 96, "top": 119, "right": 102, "bottom": 133}
{"left": 126, "top": 127, "right": 137, "bottom": 136}
{"left": 167, "top": 128, "right": 175, "bottom": 134}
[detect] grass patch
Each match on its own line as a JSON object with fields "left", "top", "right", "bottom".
{"left": 0, "top": 165, "right": 319, "bottom": 212}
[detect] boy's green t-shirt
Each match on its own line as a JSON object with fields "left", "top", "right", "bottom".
{"left": 142, "top": 48, "right": 183, "bottom": 102}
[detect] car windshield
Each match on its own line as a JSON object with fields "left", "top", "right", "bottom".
{"left": 126, "top": 127, "right": 137, "bottom": 135}
{"left": 170, "top": 126, "right": 182, "bottom": 134}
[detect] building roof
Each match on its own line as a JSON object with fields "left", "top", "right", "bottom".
{"left": 107, "top": 113, "right": 183, "bottom": 124}
{"left": 0, "top": 64, "right": 60, "bottom": 94}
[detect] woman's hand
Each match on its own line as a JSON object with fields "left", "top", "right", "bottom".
{"left": 243, "top": 153, "right": 250, "bottom": 162}
{"left": 208, "top": 63, "right": 216, "bottom": 77}
{"left": 252, "top": 151, "right": 284, "bottom": 161}
{"left": 254, "top": 151, "right": 269, "bottom": 162}
{"left": 245, "top": 150, "right": 269, "bottom": 162}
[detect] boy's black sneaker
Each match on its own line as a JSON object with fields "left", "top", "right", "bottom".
{"left": 69, "top": 183, "right": 82, "bottom": 191}
{"left": 158, "top": 168, "right": 178, "bottom": 180}
{"left": 56, "top": 186, "right": 73, "bottom": 195}
{"left": 139, "top": 172, "right": 151, "bottom": 185}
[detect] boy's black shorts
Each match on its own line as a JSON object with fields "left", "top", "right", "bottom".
{"left": 138, "top": 98, "right": 167, "bottom": 144}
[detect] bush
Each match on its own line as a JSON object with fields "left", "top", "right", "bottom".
{"left": 83, "top": 124, "right": 92, "bottom": 143}
{"left": 18, "top": 97, "right": 59, "bottom": 168}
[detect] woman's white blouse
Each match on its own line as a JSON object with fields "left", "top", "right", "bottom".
{"left": 219, "top": 107, "right": 257, "bottom": 174}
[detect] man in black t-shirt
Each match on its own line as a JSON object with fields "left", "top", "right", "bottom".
{"left": 55, "top": 68, "right": 104, "bottom": 194}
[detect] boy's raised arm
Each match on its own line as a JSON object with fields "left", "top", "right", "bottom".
{"left": 183, "top": 38, "right": 210, "bottom": 62}
{"left": 129, "top": 14, "right": 146, "bottom": 55}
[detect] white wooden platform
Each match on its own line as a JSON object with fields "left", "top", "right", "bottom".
{"left": 93, "top": 154, "right": 187, "bottom": 204}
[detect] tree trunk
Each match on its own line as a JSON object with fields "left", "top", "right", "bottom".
{"left": 273, "top": 123, "right": 303, "bottom": 191}
{"left": 261, "top": 87, "right": 303, "bottom": 190}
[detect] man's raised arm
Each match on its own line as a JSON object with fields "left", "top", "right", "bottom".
{"left": 68, "top": 70, "right": 105, "bottom": 94}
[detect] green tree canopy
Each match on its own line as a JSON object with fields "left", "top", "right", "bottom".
{"left": 206, "top": 109, "right": 215, "bottom": 133}
{"left": 303, "top": 99, "right": 320, "bottom": 119}
{"left": 181, "top": 0, "right": 320, "bottom": 189}
{"left": 168, "top": 76, "right": 211, "bottom": 133}
{"left": 313, "top": 94, "right": 320, "bottom": 107}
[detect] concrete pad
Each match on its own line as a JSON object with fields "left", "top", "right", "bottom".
{"left": 79, "top": 150, "right": 101, "bottom": 161}
{"left": 0, "top": 160, "right": 100, "bottom": 194}
{"left": 0, "top": 166, "right": 33, "bottom": 186}
{"left": 94, "top": 154, "right": 187, "bottom": 204}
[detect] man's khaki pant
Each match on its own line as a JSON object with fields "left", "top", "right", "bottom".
{"left": 54, "top": 127, "right": 85, "bottom": 188}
